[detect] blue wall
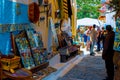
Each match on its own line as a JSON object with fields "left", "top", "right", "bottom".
{"left": 0, "top": 0, "right": 32, "bottom": 55}
{"left": 0, "top": 0, "right": 30, "bottom": 24}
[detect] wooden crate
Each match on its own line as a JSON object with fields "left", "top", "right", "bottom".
{"left": 1, "top": 56, "right": 21, "bottom": 72}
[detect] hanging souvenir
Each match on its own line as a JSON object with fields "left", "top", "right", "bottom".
{"left": 44, "top": 0, "right": 48, "bottom": 4}
{"left": 38, "top": 0, "right": 48, "bottom": 5}
{"left": 28, "top": 2, "right": 40, "bottom": 23}
{"left": 48, "top": 4, "right": 52, "bottom": 16}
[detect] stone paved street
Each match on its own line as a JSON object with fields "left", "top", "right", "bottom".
{"left": 57, "top": 52, "right": 107, "bottom": 80}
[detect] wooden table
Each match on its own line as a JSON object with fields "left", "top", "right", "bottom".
{"left": 3, "top": 68, "right": 33, "bottom": 80}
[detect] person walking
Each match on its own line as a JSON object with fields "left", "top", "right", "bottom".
{"left": 96, "top": 28, "right": 101, "bottom": 52}
{"left": 102, "top": 25, "right": 115, "bottom": 80}
{"left": 89, "top": 24, "right": 97, "bottom": 56}
{"left": 101, "top": 27, "right": 106, "bottom": 49}
{"left": 86, "top": 26, "right": 92, "bottom": 51}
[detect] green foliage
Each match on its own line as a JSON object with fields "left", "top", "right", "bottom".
{"left": 77, "top": 0, "right": 101, "bottom": 19}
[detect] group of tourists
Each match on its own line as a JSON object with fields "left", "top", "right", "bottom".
{"left": 77, "top": 25, "right": 106, "bottom": 54}
{"left": 77, "top": 24, "right": 115, "bottom": 80}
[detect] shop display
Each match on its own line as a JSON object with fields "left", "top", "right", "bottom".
{"left": 26, "top": 30, "right": 48, "bottom": 66}
{"left": 57, "top": 29, "right": 78, "bottom": 62}
{"left": 0, "top": 0, "right": 60, "bottom": 80}
{"left": 1, "top": 56, "right": 20, "bottom": 73}
{"left": 26, "top": 30, "right": 43, "bottom": 49}
{"left": 114, "top": 17, "right": 120, "bottom": 51}
{"left": 41, "top": 66, "right": 57, "bottom": 75}
{"left": 39, "top": 49, "right": 49, "bottom": 64}
{"left": 32, "top": 66, "right": 57, "bottom": 80}
{"left": 59, "top": 46, "right": 78, "bottom": 62}
{"left": 31, "top": 48, "right": 48, "bottom": 65}
{"left": 31, "top": 49, "right": 41, "bottom": 66}
{"left": 15, "top": 31, "right": 35, "bottom": 69}
{"left": 32, "top": 71, "right": 46, "bottom": 80}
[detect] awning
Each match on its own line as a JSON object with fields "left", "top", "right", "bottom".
{"left": 77, "top": 18, "right": 104, "bottom": 27}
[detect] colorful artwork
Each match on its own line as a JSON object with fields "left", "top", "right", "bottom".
{"left": 114, "top": 18, "right": 120, "bottom": 51}
{"left": 31, "top": 48, "right": 41, "bottom": 66}
{"left": 32, "top": 48, "right": 48, "bottom": 65}
{"left": 15, "top": 31, "right": 35, "bottom": 69}
{"left": 39, "top": 50, "right": 48, "bottom": 64}
{"left": 26, "top": 30, "right": 43, "bottom": 49}
{"left": 26, "top": 30, "right": 48, "bottom": 65}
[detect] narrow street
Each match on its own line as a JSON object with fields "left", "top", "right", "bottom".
{"left": 57, "top": 51, "right": 107, "bottom": 80}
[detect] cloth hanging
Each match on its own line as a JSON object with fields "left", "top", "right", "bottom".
{"left": 67, "top": 0, "right": 72, "bottom": 18}
{"left": 28, "top": 2, "right": 40, "bottom": 23}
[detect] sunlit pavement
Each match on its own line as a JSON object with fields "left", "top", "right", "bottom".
{"left": 43, "top": 47, "right": 106, "bottom": 80}
{"left": 57, "top": 47, "right": 107, "bottom": 80}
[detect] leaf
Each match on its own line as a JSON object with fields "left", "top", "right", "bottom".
{"left": 77, "top": 0, "right": 100, "bottom": 19}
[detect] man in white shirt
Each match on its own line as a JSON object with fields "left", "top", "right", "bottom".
{"left": 89, "top": 24, "right": 97, "bottom": 56}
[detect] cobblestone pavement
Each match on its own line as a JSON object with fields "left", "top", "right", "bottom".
{"left": 57, "top": 52, "right": 107, "bottom": 80}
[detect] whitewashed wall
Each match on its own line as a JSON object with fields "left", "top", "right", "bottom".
{"left": 106, "top": 12, "right": 116, "bottom": 28}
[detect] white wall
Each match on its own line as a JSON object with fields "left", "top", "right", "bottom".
{"left": 106, "top": 12, "right": 116, "bottom": 28}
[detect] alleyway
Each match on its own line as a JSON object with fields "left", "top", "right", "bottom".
{"left": 57, "top": 51, "right": 107, "bottom": 80}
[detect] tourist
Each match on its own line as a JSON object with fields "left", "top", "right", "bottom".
{"left": 101, "top": 27, "right": 106, "bottom": 49}
{"left": 85, "top": 26, "right": 92, "bottom": 51}
{"left": 89, "top": 24, "right": 97, "bottom": 56}
{"left": 96, "top": 27, "right": 101, "bottom": 52}
{"left": 102, "top": 25, "right": 115, "bottom": 80}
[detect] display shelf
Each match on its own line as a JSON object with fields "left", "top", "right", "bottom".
{"left": 0, "top": 30, "right": 50, "bottom": 80}
{"left": 59, "top": 46, "right": 78, "bottom": 62}
{"left": 32, "top": 66, "right": 57, "bottom": 80}
{"left": 30, "top": 62, "right": 49, "bottom": 73}
{"left": 60, "top": 49, "right": 78, "bottom": 62}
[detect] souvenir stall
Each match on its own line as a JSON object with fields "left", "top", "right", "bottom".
{"left": 56, "top": 19, "right": 79, "bottom": 63}
{"left": 54, "top": 0, "right": 79, "bottom": 62}
{"left": 113, "top": 17, "right": 120, "bottom": 80}
{"left": 0, "top": 0, "right": 34, "bottom": 79}
{"left": 0, "top": 0, "right": 56, "bottom": 80}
